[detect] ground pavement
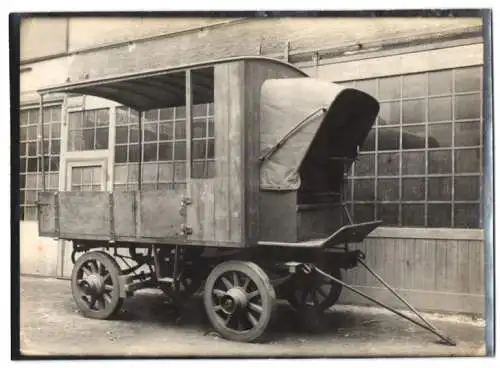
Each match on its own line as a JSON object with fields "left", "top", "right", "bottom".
{"left": 18, "top": 276, "right": 486, "bottom": 358}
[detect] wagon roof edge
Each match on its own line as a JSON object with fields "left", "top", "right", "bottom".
{"left": 37, "top": 56, "right": 308, "bottom": 96}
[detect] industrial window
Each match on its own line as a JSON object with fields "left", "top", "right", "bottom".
{"left": 70, "top": 166, "right": 104, "bottom": 192}
{"left": 67, "top": 108, "right": 110, "bottom": 151}
{"left": 114, "top": 103, "right": 215, "bottom": 189}
{"left": 114, "top": 106, "right": 188, "bottom": 190}
{"left": 19, "top": 105, "right": 61, "bottom": 221}
{"left": 341, "top": 66, "right": 483, "bottom": 229}
{"left": 191, "top": 67, "right": 215, "bottom": 179}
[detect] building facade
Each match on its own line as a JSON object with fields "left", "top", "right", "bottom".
{"left": 19, "top": 16, "right": 485, "bottom": 315}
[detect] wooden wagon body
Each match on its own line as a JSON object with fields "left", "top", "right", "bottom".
{"left": 37, "top": 57, "right": 380, "bottom": 249}
{"left": 33, "top": 56, "right": 455, "bottom": 345}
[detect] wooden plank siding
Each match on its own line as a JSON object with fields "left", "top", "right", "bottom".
{"left": 189, "top": 62, "right": 245, "bottom": 245}
{"left": 337, "top": 237, "right": 485, "bottom": 315}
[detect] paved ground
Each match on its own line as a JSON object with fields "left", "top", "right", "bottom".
{"left": 18, "top": 276, "right": 486, "bottom": 358}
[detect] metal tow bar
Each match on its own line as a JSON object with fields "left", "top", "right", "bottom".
{"left": 313, "top": 258, "right": 457, "bottom": 346}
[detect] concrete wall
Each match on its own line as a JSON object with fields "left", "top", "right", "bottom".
{"left": 20, "top": 222, "right": 59, "bottom": 277}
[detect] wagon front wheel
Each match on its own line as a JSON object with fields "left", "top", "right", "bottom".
{"left": 203, "top": 261, "right": 276, "bottom": 343}
{"left": 71, "top": 251, "right": 124, "bottom": 319}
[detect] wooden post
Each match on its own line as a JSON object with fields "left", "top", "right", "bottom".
{"left": 137, "top": 110, "right": 143, "bottom": 190}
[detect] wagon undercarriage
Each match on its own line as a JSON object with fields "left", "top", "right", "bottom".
{"left": 68, "top": 240, "right": 456, "bottom": 345}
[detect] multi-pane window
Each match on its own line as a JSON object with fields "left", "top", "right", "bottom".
{"left": 68, "top": 108, "right": 110, "bottom": 151}
{"left": 20, "top": 105, "right": 61, "bottom": 220}
{"left": 113, "top": 102, "right": 216, "bottom": 189}
{"left": 71, "top": 166, "right": 104, "bottom": 192}
{"left": 342, "top": 66, "right": 483, "bottom": 229}
{"left": 114, "top": 106, "right": 188, "bottom": 190}
{"left": 192, "top": 103, "right": 215, "bottom": 178}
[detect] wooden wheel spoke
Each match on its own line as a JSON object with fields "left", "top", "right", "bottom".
{"left": 213, "top": 305, "right": 223, "bottom": 312}
{"left": 232, "top": 272, "right": 239, "bottom": 287}
{"left": 247, "top": 312, "right": 258, "bottom": 327}
{"left": 242, "top": 277, "right": 250, "bottom": 291}
{"left": 247, "top": 290, "right": 260, "bottom": 299}
{"left": 81, "top": 266, "right": 92, "bottom": 277}
{"left": 103, "top": 273, "right": 111, "bottom": 283}
{"left": 221, "top": 276, "right": 233, "bottom": 290}
{"left": 248, "top": 302, "right": 263, "bottom": 314}
{"left": 103, "top": 293, "right": 112, "bottom": 305}
{"left": 212, "top": 289, "right": 226, "bottom": 298}
{"left": 88, "top": 261, "right": 98, "bottom": 274}
{"left": 104, "top": 284, "right": 113, "bottom": 292}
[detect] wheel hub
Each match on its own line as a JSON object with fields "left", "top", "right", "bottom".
{"left": 85, "top": 274, "right": 105, "bottom": 295}
{"left": 221, "top": 288, "right": 248, "bottom": 315}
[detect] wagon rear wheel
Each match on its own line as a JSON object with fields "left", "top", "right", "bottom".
{"left": 71, "top": 251, "right": 124, "bottom": 319}
{"left": 287, "top": 268, "right": 343, "bottom": 312}
{"left": 203, "top": 261, "right": 276, "bottom": 343}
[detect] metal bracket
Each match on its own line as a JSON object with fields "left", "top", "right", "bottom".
{"left": 180, "top": 224, "right": 193, "bottom": 236}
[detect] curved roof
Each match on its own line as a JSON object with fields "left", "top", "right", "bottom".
{"left": 37, "top": 56, "right": 308, "bottom": 111}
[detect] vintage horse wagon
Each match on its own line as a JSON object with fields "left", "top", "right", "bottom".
{"left": 35, "top": 56, "right": 455, "bottom": 344}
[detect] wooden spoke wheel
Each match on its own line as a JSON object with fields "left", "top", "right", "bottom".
{"left": 71, "top": 251, "right": 124, "bottom": 319}
{"left": 203, "top": 261, "right": 276, "bottom": 343}
{"left": 287, "top": 268, "right": 343, "bottom": 312}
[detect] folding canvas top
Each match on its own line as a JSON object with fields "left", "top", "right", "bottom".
{"left": 259, "top": 78, "right": 380, "bottom": 191}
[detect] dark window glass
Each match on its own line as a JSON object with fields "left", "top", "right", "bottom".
{"left": 402, "top": 151, "right": 425, "bottom": 175}
{"left": 429, "top": 123, "right": 452, "bottom": 147}
{"left": 455, "top": 94, "right": 481, "bottom": 120}
{"left": 455, "top": 67, "right": 481, "bottom": 93}
{"left": 428, "top": 70, "right": 452, "bottom": 95}
{"left": 402, "top": 178, "right": 425, "bottom": 201}
{"left": 402, "top": 126, "right": 426, "bottom": 149}
{"left": 353, "top": 179, "right": 375, "bottom": 201}
{"left": 378, "top": 102, "right": 400, "bottom": 125}
{"left": 428, "top": 177, "right": 451, "bottom": 201}
{"left": 377, "top": 203, "right": 399, "bottom": 226}
{"left": 403, "top": 74, "right": 427, "bottom": 98}
{"left": 455, "top": 121, "right": 481, "bottom": 147}
{"left": 428, "top": 204, "right": 452, "bottom": 227}
{"left": 429, "top": 97, "right": 452, "bottom": 122}
{"left": 454, "top": 204, "right": 480, "bottom": 228}
{"left": 402, "top": 204, "right": 425, "bottom": 227}
{"left": 455, "top": 149, "right": 480, "bottom": 173}
{"left": 378, "top": 76, "right": 401, "bottom": 100}
{"left": 402, "top": 99, "right": 426, "bottom": 124}
{"left": 377, "top": 178, "right": 399, "bottom": 201}
{"left": 354, "top": 204, "right": 375, "bottom": 223}
{"left": 378, "top": 127, "right": 400, "bottom": 151}
{"left": 428, "top": 150, "right": 452, "bottom": 174}
{"left": 455, "top": 176, "right": 480, "bottom": 201}
{"left": 354, "top": 154, "right": 375, "bottom": 176}
{"left": 378, "top": 152, "right": 399, "bottom": 176}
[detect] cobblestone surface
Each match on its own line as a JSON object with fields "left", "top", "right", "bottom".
{"left": 19, "top": 276, "right": 486, "bottom": 358}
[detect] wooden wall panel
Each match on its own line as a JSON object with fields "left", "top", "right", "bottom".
{"left": 210, "top": 62, "right": 244, "bottom": 244}
{"left": 338, "top": 237, "right": 485, "bottom": 315}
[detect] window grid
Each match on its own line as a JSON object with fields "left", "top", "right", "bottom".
{"left": 114, "top": 103, "right": 216, "bottom": 190}
{"left": 20, "top": 105, "right": 61, "bottom": 221}
{"left": 342, "top": 66, "right": 482, "bottom": 229}
{"left": 68, "top": 108, "right": 110, "bottom": 151}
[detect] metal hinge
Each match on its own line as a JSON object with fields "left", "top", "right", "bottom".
{"left": 180, "top": 224, "right": 193, "bottom": 236}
